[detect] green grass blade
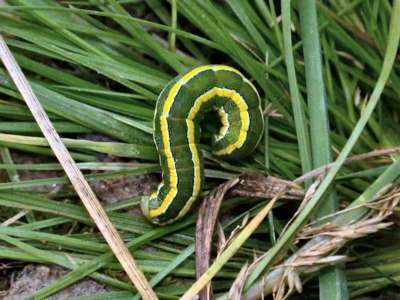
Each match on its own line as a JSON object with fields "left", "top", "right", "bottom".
{"left": 245, "top": 0, "right": 400, "bottom": 289}
{"left": 298, "top": 0, "right": 348, "bottom": 298}
{"left": 282, "top": 0, "right": 312, "bottom": 177}
{"left": 0, "top": 133, "right": 157, "bottom": 160}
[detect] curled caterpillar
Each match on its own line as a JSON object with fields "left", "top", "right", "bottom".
{"left": 141, "top": 65, "right": 264, "bottom": 225}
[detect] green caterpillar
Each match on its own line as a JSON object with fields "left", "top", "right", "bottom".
{"left": 141, "top": 65, "right": 264, "bottom": 225}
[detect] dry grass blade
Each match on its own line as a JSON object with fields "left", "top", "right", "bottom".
{"left": 0, "top": 210, "right": 29, "bottom": 226}
{"left": 243, "top": 186, "right": 400, "bottom": 300}
{"left": 295, "top": 147, "right": 400, "bottom": 184}
{"left": 195, "top": 173, "right": 302, "bottom": 299}
{"left": 280, "top": 179, "right": 321, "bottom": 237}
{"left": 218, "top": 213, "right": 250, "bottom": 256}
{"left": 184, "top": 177, "right": 289, "bottom": 300}
{"left": 196, "top": 178, "right": 240, "bottom": 300}
{"left": 229, "top": 173, "right": 304, "bottom": 200}
{"left": 228, "top": 262, "right": 249, "bottom": 300}
{"left": 0, "top": 35, "right": 158, "bottom": 300}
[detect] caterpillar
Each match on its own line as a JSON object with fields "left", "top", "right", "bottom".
{"left": 141, "top": 65, "right": 264, "bottom": 225}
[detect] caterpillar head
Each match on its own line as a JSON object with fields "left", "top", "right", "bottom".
{"left": 141, "top": 192, "right": 161, "bottom": 225}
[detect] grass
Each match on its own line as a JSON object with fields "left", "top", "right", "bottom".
{"left": 0, "top": 0, "right": 400, "bottom": 299}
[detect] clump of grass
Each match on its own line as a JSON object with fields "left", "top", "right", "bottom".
{"left": 0, "top": 0, "right": 400, "bottom": 299}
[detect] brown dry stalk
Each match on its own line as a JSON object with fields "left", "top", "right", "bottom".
{"left": 228, "top": 262, "right": 250, "bottom": 299}
{"left": 272, "top": 214, "right": 393, "bottom": 300}
{"left": 0, "top": 35, "right": 157, "bottom": 300}
{"left": 242, "top": 186, "right": 400, "bottom": 300}
{"left": 186, "top": 188, "right": 286, "bottom": 300}
{"left": 229, "top": 173, "right": 304, "bottom": 199}
{"left": 217, "top": 214, "right": 249, "bottom": 256}
{"left": 295, "top": 147, "right": 400, "bottom": 184}
{"left": 196, "top": 178, "right": 239, "bottom": 300}
{"left": 195, "top": 173, "right": 297, "bottom": 300}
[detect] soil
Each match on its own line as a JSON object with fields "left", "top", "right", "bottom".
{"left": 4, "top": 265, "right": 107, "bottom": 300}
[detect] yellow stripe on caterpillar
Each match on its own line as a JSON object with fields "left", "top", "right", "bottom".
{"left": 149, "top": 66, "right": 212, "bottom": 217}
{"left": 215, "top": 107, "right": 229, "bottom": 141}
{"left": 187, "top": 87, "right": 250, "bottom": 156}
{"left": 143, "top": 65, "right": 264, "bottom": 224}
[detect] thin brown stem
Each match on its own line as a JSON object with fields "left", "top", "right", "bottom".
{"left": 295, "top": 147, "right": 400, "bottom": 183}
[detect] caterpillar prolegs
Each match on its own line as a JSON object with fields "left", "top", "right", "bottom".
{"left": 141, "top": 65, "right": 264, "bottom": 225}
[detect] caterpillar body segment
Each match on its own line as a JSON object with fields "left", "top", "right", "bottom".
{"left": 141, "top": 65, "right": 264, "bottom": 224}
